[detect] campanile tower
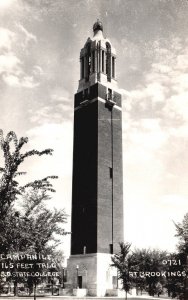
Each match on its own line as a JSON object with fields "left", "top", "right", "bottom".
{"left": 67, "top": 21, "right": 124, "bottom": 296}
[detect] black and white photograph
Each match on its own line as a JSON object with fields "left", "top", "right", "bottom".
{"left": 1, "top": 0, "right": 188, "bottom": 298}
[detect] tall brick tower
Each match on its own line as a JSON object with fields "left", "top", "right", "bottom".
{"left": 67, "top": 20, "right": 124, "bottom": 297}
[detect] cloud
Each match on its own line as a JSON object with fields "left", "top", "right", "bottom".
{"left": 32, "top": 65, "right": 43, "bottom": 76}
{"left": 0, "top": 0, "right": 17, "bottom": 9}
{"left": 16, "top": 23, "right": 37, "bottom": 46}
{"left": 123, "top": 37, "right": 188, "bottom": 179}
{"left": 0, "top": 58, "right": 40, "bottom": 88}
{"left": 0, "top": 25, "right": 41, "bottom": 88}
{"left": 2, "top": 74, "right": 19, "bottom": 86}
{"left": 29, "top": 88, "right": 72, "bottom": 124}
{"left": 2, "top": 73, "right": 39, "bottom": 88}
{"left": 125, "top": 118, "right": 166, "bottom": 153}
{"left": 0, "top": 52, "right": 20, "bottom": 73}
{"left": 126, "top": 37, "right": 188, "bottom": 127}
{"left": 0, "top": 28, "right": 15, "bottom": 50}
{"left": 50, "top": 90, "right": 71, "bottom": 104}
{"left": 122, "top": 36, "right": 188, "bottom": 250}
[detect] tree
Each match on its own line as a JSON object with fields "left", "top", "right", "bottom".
{"left": 16, "top": 190, "right": 68, "bottom": 298}
{"left": 0, "top": 130, "right": 68, "bottom": 297}
{"left": 130, "top": 248, "right": 168, "bottom": 296}
{"left": 0, "top": 130, "right": 57, "bottom": 217}
{"left": 19, "top": 190, "right": 68, "bottom": 298}
{"left": 111, "top": 242, "right": 134, "bottom": 300}
{"left": 163, "top": 252, "right": 185, "bottom": 298}
{"left": 175, "top": 213, "right": 188, "bottom": 255}
{"left": 112, "top": 244, "right": 171, "bottom": 298}
{"left": 19, "top": 189, "right": 68, "bottom": 253}
{"left": 0, "top": 130, "right": 57, "bottom": 252}
{"left": 1, "top": 187, "right": 69, "bottom": 297}
{"left": 173, "top": 214, "right": 188, "bottom": 298}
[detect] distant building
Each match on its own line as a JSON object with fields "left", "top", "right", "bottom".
{"left": 67, "top": 20, "right": 124, "bottom": 297}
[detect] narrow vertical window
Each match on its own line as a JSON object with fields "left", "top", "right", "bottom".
{"left": 109, "top": 167, "right": 113, "bottom": 179}
{"left": 92, "top": 51, "right": 95, "bottom": 72}
{"left": 84, "top": 88, "right": 88, "bottom": 99}
{"left": 108, "top": 88, "right": 112, "bottom": 100}
{"left": 81, "top": 57, "right": 84, "bottom": 79}
{"left": 102, "top": 50, "right": 104, "bottom": 72}
{"left": 106, "top": 42, "right": 111, "bottom": 82}
{"left": 112, "top": 56, "right": 115, "bottom": 78}
{"left": 88, "top": 55, "right": 91, "bottom": 76}
{"left": 86, "top": 42, "right": 91, "bottom": 81}
{"left": 109, "top": 243, "right": 113, "bottom": 254}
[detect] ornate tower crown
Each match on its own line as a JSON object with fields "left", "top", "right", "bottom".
{"left": 78, "top": 20, "right": 117, "bottom": 92}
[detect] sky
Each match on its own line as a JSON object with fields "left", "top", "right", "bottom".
{"left": 1, "top": 0, "right": 188, "bottom": 255}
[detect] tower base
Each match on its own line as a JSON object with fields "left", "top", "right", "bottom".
{"left": 66, "top": 253, "right": 118, "bottom": 296}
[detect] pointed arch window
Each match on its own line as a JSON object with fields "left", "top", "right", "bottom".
{"left": 86, "top": 43, "right": 91, "bottom": 81}
{"left": 106, "top": 42, "right": 111, "bottom": 82}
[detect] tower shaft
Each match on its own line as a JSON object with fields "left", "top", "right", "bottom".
{"left": 71, "top": 82, "right": 123, "bottom": 255}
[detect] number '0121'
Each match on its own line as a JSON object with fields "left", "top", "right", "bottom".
{"left": 162, "top": 259, "right": 181, "bottom": 266}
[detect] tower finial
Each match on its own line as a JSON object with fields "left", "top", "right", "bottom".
{"left": 93, "top": 19, "right": 103, "bottom": 34}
